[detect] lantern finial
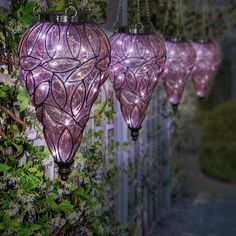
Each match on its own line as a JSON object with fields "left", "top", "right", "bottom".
{"left": 129, "top": 128, "right": 140, "bottom": 142}
{"left": 57, "top": 162, "right": 73, "bottom": 180}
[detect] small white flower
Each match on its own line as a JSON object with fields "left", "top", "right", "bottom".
{"left": 68, "top": 211, "right": 81, "bottom": 224}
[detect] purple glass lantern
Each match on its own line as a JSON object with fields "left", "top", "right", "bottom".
{"left": 18, "top": 12, "right": 110, "bottom": 179}
{"left": 162, "top": 40, "right": 196, "bottom": 111}
{"left": 110, "top": 29, "right": 166, "bottom": 141}
{"left": 191, "top": 41, "right": 221, "bottom": 99}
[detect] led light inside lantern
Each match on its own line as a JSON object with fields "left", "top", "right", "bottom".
{"left": 110, "top": 28, "right": 166, "bottom": 141}
{"left": 162, "top": 40, "right": 196, "bottom": 111}
{"left": 191, "top": 40, "right": 221, "bottom": 99}
{"left": 18, "top": 11, "right": 110, "bottom": 180}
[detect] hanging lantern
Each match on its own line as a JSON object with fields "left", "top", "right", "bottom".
{"left": 110, "top": 0, "right": 166, "bottom": 141}
{"left": 110, "top": 29, "right": 166, "bottom": 140}
{"left": 191, "top": 40, "right": 221, "bottom": 99}
{"left": 18, "top": 8, "right": 110, "bottom": 179}
{"left": 162, "top": 40, "right": 196, "bottom": 110}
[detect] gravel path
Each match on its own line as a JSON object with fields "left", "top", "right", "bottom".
{"left": 152, "top": 194, "right": 236, "bottom": 236}
{"left": 151, "top": 121, "right": 236, "bottom": 236}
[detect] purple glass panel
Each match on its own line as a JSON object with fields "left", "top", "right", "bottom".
{"left": 18, "top": 22, "right": 110, "bottom": 169}
{"left": 162, "top": 40, "right": 196, "bottom": 108}
{"left": 191, "top": 41, "right": 221, "bottom": 98}
{"left": 110, "top": 32, "right": 166, "bottom": 140}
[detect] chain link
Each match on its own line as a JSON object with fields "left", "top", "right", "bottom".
{"left": 179, "top": 0, "right": 185, "bottom": 37}
{"left": 163, "top": 0, "right": 172, "bottom": 33}
{"left": 135, "top": 0, "right": 143, "bottom": 29}
{"left": 68, "top": 0, "right": 73, "bottom": 7}
{"left": 145, "top": 0, "right": 151, "bottom": 24}
{"left": 113, "top": 0, "right": 123, "bottom": 29}
{"left": 176, "top": 0, "right": 180, "bottom": 37}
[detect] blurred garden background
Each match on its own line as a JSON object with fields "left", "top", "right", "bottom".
{"left": 0, "top": 0, "right": 236, "bottom": 235}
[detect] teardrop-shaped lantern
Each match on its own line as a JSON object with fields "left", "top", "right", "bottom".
{"left": 18, "top": 11, "right": 110, "bottom": 179}
{"left": 110, "top": 28, "right": 166, "bottom": 140}
{"left": 162, "top": 39, "right": 196, "bottom": 110}
{"left": 191, "top": 40, "right": 221, "bottom": 99}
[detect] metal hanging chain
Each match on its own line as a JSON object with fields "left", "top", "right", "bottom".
{"left": 201, "top": 0, "right": 207, "bottom": 39}
{"left": 136, "top": 0, "right": 143, "bottom": 29}
{"left": 191, "top": 0, "right": 200, "bottom": 38}
{"left": 179, "top": 0, "right": 185, "bottom": 37}
{"left": 176, "top": 0, "right": 180, "bottom": 38}
{"left": 163, "top": 0, "right": 172, "bottom": 34}
{"left": 205, "top": 0, "right": 212, "bottom": 38}
{"left": 113, "top": 0, "right": 123, "bottom": 30}
{"left": 145, "top": 0, "right": 153, "bottom": 28}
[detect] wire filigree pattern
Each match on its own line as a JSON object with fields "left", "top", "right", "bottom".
{"left": 191, "top": 41, "right": 221, "bottom": 98}
{"left": 110, "top": 32, "right": 166, "bottom": 137}
{"left": 162, "top": 40, "right": 196, "bottom": 107}
{"left": 18, "top": 21, "right": 110, "bottom": 166}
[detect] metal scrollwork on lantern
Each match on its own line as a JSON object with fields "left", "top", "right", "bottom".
{"left": 162, "top": 40, "right": 196, "bottom": 110}
{"left": 110, "top": 0, "right": 166, "bottom": 141}
{"left": 191, "top": 40, "right": 221, "bottom": 99}
{"left": 18, "top": 5, "right": 110, "bottom": 179}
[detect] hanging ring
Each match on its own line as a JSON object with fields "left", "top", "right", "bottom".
{"left": 65, "top": 6, "right": 78, "bottom": 18}
{"left": 135, "top": 22, "right": 144, "bottom": 30}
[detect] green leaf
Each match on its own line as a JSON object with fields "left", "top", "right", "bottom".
{"left": 12, "top": 142, "right": 23, "bottom": 151}
{"left": 19, "top": 99, "right": 29, "bottom": 112}
{"left": 28, "top": 167, "right": 37, "bottom": 173}
{"left": 20, "top": 176, "right": 40, "bottom": 190}
{"left": 9, "top": 219, "right": 20, "bottom": 228}
{"left": 36, "top": 172, "right": 44, "bottom": 177}
{"left": 0, "top": 223, "right": 5, "bottom": 230}
{"left": 0, "top": 164, "right": 10, "bottom": 172}
{"left": 55, "top": 0, "right": 65, "bottom": 11}
{"left": 31, "top": 224, "right": 41, "bottom": 231}
{"left": 39, "top": 213, "right": 48, "bottom": 224}
{"left": 58, "top": 200, "right": 74, "bottom": 212}
{"left": 0, "top": 90, "right": 6, "bottom": 98}
{"left": 16, "top": 228, "right": 32, "bottom": 236}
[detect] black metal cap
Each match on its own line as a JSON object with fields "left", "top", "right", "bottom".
{"left": 55, "top": 161, "right": 74, "bottom": 181}
{"left": 198, "top": 96, "right": 206, "bottom": 103}
{"left": 165, "top": 36, "right": 187, "bottom": 43}
{"left": 39, "top": 9, "right": 91, "bottom": 23}
{"left": 171, "top": 103, "right": 179, "bottom": 113}
{"left": 129, "top": 127, "right": 141, "bottom": 141}
{"left": 118, "top": 26, "right": 153, "bottom": 34}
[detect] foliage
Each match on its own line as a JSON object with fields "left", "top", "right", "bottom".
{"left": 0, "top": 1, "right": 121, "bottom": 235}
{"left": 199, "top": 100, "right": 236, "bottom": 183}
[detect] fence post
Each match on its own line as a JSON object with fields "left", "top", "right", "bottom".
{"left": 106, "top": 0, "right": 129, "bottom": 225}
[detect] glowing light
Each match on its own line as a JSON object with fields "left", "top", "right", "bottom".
{"left": 19, "top": 20, "right": 111, "bottom": 179}
{"left": 65, "top": 120, "right": 69, "bottom": 126}
{"left": 191, "top": 41, "right": 221, "bottom": 98}
{"left": 110, "top": 32, "right": 166, "bottom": 141}
{"left": 162, "top": 40, "right": 196, "bottom": 107}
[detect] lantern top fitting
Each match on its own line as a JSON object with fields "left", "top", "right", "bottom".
{"left": 38, "top": 8, "right": 91, "bottom": 23}
{"left": 117, "top": 26, "right": 154, "bottom": 34}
